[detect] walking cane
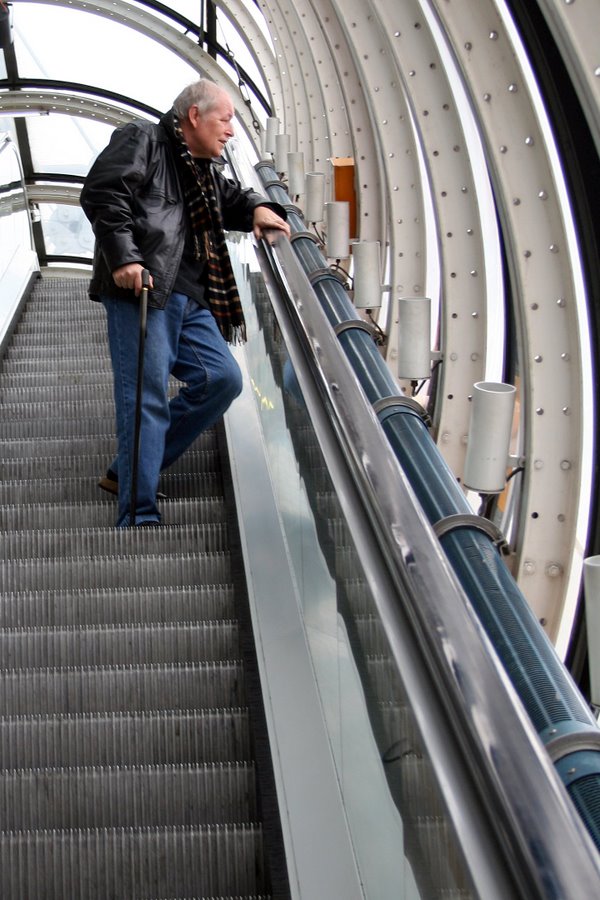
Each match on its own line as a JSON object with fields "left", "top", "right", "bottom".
{"left": 129, "top": 268, "right": 150, "bottom": 527}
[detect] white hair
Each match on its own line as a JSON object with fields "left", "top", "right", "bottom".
{"left": 172, "top": 79, "right": 229, "bottom": 119}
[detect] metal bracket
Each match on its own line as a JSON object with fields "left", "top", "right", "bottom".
{"left": 333, "top": 319, "right": 376, "bottom": 339}
{"left": 433, "top": 513, "right": 510, "bottom": 555}
{"left": 308, "top": 266, "right": 346, "bottom": 285}
{"left": 373, "top": 395, "right": 432, "bottom": 427}
{"left": 290, "top": 231, "right": 321, "bottom": 246}
{"left": 545, "top": 729, "right": 600, "bottom": 765}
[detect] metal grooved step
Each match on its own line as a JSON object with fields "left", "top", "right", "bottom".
{"left": 0, "top": 277, "right": 273, "bottom": 898}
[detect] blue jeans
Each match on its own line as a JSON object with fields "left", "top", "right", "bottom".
{"left": 101, "top": 293, "right": 242, "bottom": 526}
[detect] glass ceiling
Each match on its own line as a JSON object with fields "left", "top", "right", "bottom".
{"left": 0, "top": 0, "right": 270, "bottom": 265}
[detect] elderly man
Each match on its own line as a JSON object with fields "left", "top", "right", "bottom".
{"left": 81, "top": 79, "right": 289, "bottom": 527}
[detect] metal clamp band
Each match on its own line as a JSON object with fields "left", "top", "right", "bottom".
{"left": 545, "top": 730, "right": 600, "bottom": 765}
{"left": 433, "top": 513, "right": 509, "bottom": 554}
{"left": 308, "top": 266, "right": 346, "bottom": 284}
{"left": 290, "top": 231, "right": 320, "bottom": 246}
{"left": 260, "top": 178, "right": 287, "bottom": 190}
{"left": 372, "top": 395, "right": 432, "bottom": 426}
{"left": 333, "top": 319, "right": 376, "bottom": 339}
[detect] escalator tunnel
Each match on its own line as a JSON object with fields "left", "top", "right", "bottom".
{"left": 1, "top": 199, "right": 600, "bottom": 897}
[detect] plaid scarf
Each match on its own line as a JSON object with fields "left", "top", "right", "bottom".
{"left": 167, "top": 111, "right": 246, "bottom": 344}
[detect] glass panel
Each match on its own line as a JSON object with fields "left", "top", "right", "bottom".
{"left": 39, "top": 202, "right": 94, "bottom": 258}
{"left": 216, "top": 12, "right": 269, "bottom": 103}
{"left": 25, "top": 115, "right": 114, "bottom": 177}
{"left": 13, "top": 4, "right": 199, "bottom": 114}
{"left": 0, "top": 139, "right": 31, "bottom": 280}
{"left": 229, "top": 236, "right": 477, "bottom": 899}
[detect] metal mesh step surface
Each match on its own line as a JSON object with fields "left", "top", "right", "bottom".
{"left": 0, "top": 276, "right": 276, "bottom": 898}
{"left": 0, "top": 709, "right": 251, "bottom": 768}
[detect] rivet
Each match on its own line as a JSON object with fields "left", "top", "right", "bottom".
{"left": 534, "top": 354, "right": 543, "bottom": 362}
{"left": 489, "top": 31, "right": 498, "bottom": 40}
{"left": 538, "top": 190, "right": 548, "bottom": 200}
{"left": 531, "top": 302, "right": 539, "bottom": 310}
{"left": 534, "top": 459, "right": 544, "bottom": 470}
{"left": 471, "top": 311, "right": 479, "bottom": 317}
{"left": 525, "top": 136, "right": 535, "bottom": 146}
{"left": 508, "top": 83, "right": 518, "bottom": 92}
{"left": 441, "top": 431, "right": 451, "bottom": 443}
{"left": 550, "top": 244, "right": 559, "bottom": 253}
{"left": 524, "top": 249, "right": 532, "bottom": 257}
{"left": 523, "top": 560, "right": 536, "bottom": 574}
{"left": 450, "top": 352, "right": 458, "bottom": 361}
{"left": 466, "top": 228, "right": 474, "bottom": 235}
{"left": 513, "top": 198, "right": 521, "bottom": 206}
{"left": 483, "top": 92, "right": 492, "bottom": 102}
{"left": 547, "top": 563, "right": 563, "bottom": 578}
{"left": 557, "top": 297, "right": 566, "bottom": 307}
{"left": 536, "top": 408, "right": 544, "bottom": 415}
{"left": 465, "top": 42, "right": 472, "bottom": 50}
{"left": 561, "top": 352, "right": 570, "bottom": 361}
{"left": 562, "top": 406, "right": 571, "bottom": 415}
{"left": 500, "top": 145, "right": 508, "bottom": 153}
{"left": 560, "top": 460, "right": 572, "bottom": 470}
{"left": 470, "top": 270, "right": 478, "bottom": 277}
{"left": 470, "top": 352, "right": 479, "bottom": 361}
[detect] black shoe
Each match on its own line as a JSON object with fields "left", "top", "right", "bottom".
{"left": 98, "top": 469, "right": 167, "bottom": 500}
{"left": 136, "top": 520, "right": 164, "bottom": 528}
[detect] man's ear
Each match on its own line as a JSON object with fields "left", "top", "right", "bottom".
{"left": 187, "top": 105, "right": 200, "bottom": 128}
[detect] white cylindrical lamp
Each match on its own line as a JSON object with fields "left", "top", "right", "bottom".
{"left": 584, "top": 556, "right": 600, "bottom": 707}
{"left": 463, "top": 381, "right": 517, "bottom": 493}
{"left": 264, "top": 116, "right": 279, "bottom": 155}
{"left": 287, "top": 151, "right": 305, "bottom": 197}
{"left": 352, "top": 241, "right": 381, "bottom": 309}
{"left": 325, "top": 201, "right": 349, "bottom": 259}
{"left": 397, "top": 297, "right": 432, "bottom": 380}
{"left": 275, "top": 133, "right": 290, "bottom": 174}
{"left": 304, "top": 173, "right": 325, "bottom": 223}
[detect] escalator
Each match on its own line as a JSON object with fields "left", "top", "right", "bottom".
{"left": 0, "top": 274, "right": 284, "bottom": 897}
{"left": 1, "top": 261, "right": 600, "bottom": 899}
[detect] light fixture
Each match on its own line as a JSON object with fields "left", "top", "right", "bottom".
{"left": 583, "top": 557, "right": 600, "bottom": 708}
{"left": 397, "top": 297, "right": 432, "bottom": 380}
{"left": 287, "top": 151, "right": 305, "bottom": 198}
{"left": 463, "top": 381, "right": 517, "bottom": 493}
{"left": 351, "top": 240, "right": 381, "bottom": 309}
{"left": 304, "top": 172, "right": 325, "bottom": 223}
{"left": 324, "top": 201, "right": 349, "bottom": 259}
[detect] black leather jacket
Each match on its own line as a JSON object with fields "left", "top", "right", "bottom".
{"left": 80, "top": 117, "right": 285, "bottom": 308}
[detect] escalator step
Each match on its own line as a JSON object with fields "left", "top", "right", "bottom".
{"left": 0, "top": 551, "right": 232, "bottom": 592}
{"left": 0, "top": 709, "right": 251, "bottom": 769}
{"left": 0, "top": 763, "right": 257, "bottom": 829}
{"left": 0, "top": 622, "right": 240, "bottom": 667}
{"left": 0, "top": 498, "right": 226, "bottom": 531}
{"left": 0, "top": 522, "right": 230, "bottom": 558}
{"left": 0, "top": 661, "right": 244, "bottom": 714}
{"left": 0, "top": 584, "right": 236, "bottom": 627}
{"left": 0, "top": 824, "right": 267, "bottom": 898}
{"left": 0, "top": 471, "right": 223, "bottom": 501}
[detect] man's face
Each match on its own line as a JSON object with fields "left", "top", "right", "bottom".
{"left": 186, "top": 94, "right": 235, "bottom": 158}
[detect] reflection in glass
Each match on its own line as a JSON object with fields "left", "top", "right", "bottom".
{"left": 229, "top": 237, "right": 477, "bottom": 899}
{"left": 39, "top": 203, "right": 94, "bottom": 258}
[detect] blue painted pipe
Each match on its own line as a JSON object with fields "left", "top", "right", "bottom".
{"left": 255, "top": 161, "right": 600, "bottom": 849}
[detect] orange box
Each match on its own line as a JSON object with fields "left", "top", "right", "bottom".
{"left": 331, "top": 157, "right": 357, "bottom": 239}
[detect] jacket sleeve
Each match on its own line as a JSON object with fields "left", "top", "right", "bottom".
{"left": 80, "top": 125, "right": 149, "bottom": 273}
{"left": 215, "top": 170, "right": 287, "bottom": 232}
